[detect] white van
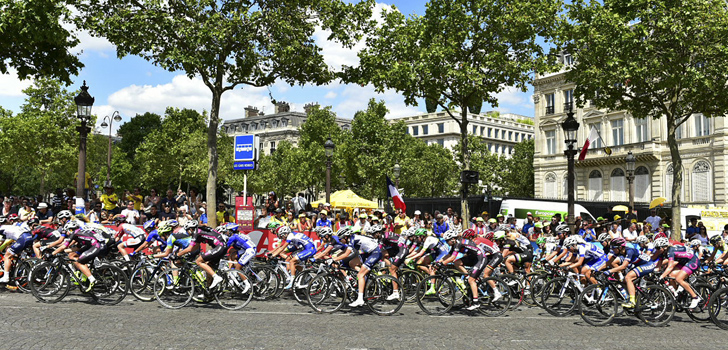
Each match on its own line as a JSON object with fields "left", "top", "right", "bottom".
{"left": 679, "top": 207, "right": 728, "bottom": 238}
{"left": 499, "top": 199, "right": 596, "bottom": 227}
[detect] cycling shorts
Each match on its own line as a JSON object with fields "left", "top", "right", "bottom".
{"left": 628, "top": 261, "right": 657, "bottom": 278}
{"left": 361, "top": 249, "right": 382, "bottom": 270}
{"left": 391, "top": 246, "right": 408, "bottom": 267}
{"left": 78, "top": 246, "right": 103, "bottom": 264}
{"left": 485, "top": 253, "right": 504, "bottom": 270}
{"left": 585, "top": 255, "right": 608, "bottom": 271}
{"left": 515, "top": 249, "right": 534, "bottom": 265}
{"left": 385, "top": 246, "right": 399, "bottom": 258}
{"left": 121, "top": 237, "right": 143, "bottom": 249}
{"left": 237, "top": 248, "right": 256, "bottom": 266}
{"left": 8, "top": 232, "right": 34, "bottom": 256}
{"left": 294, "top": 244, "right": 316, "bottom": 261}
{"left": 201, "top": 244, "right": 226, "bottom": 267}
{"left": 677, "top": 254, "right": 700, "bottom": 275}
{"left": 459, "top": 253, "right": 486, "bottom": 279}
{"left": 428, "top": 249, "right": 450, "bottom": 263}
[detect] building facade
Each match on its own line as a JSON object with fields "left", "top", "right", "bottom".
{"left": 533, "top": 67, "right": 725, "bottom": 206}
{"left": 390, "top": 111, "right": 535, "bottom": 158}
{"left": 221, "top": 102, "right": 351, "bottom": 156}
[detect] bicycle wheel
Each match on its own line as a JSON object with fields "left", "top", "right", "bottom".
{"left": 499, "top": 273, "right": 524, "bottom": 309}
{"left": 529, "top": 273, "right": 550, "bottom": 307}
{"left": 415, "top": 275, "right": 455, "bottom": 315}
{"left": 365, "top": 275, "right": 404, "bottom": 316}
{"left": 636, "top": 284, "right": 675, "bottom": 327}
{"left": 154, "top": 268, "right": 194, "bottom": 309}
{"left": 306, "top": 273, "right": 346, "bottom": 313}
{"left": 292, "top": 269, "right": 318, "bottom": 305}
{"left": 399, "top": 270, "right": 424, "bottom": 302}
{"left": 90, "top": 264, "right": 129, "bottom": 305}
{"left": 251, "top": 266, "right": 279, "bottom": 300}
{"left": 477, "top": 277, "right": 512, "bottom": 317}
{"left": 12, "top": 258, "right": 39, "bottom": 293}
{"left": 709, "top": 286, "right": 728, "bottom": 329}
{"left": 130, "top": 265, "right": 158, "bottom": 301}
{"left": 541, "top": 277, "right": 578, "bottom": 317}
{"left": 215, "top": 269, "right": 254, "bottom": 310}
{"left": 578, "top": 284, "right": 618, "bottom": 326}
{"left": 685, "top": 282, "right": 714, "bottom": 322}
{"left": 29, "top": 262, "right": 71, "bottom": 303}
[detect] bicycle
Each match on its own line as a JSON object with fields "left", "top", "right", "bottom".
{"left": 664, "top": 276, "right": 714, "bottom": 322}
{"left": 306, "top": 263, "right": 404, "bottom": 316}
{"left": 540, "top": 269, "right": 586, "bottom": 317}
{"left": 128, "top": 256, "right": 173, "bottom": 301}
{"left": 1, "top": 246, "right": 42, "bottom": 293}
{"left": 578, "top": 273, "right": 675, "bottom": 327}
{"left": 415, "top": 265, "right": 512, "bottom": 316}
{"left": 29, "top": 255, "right": 129, "bottom": 305}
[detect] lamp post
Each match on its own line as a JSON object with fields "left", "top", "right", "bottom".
{"left": 99, "top": 111, "right": 122, "bottom": 185}
{"left": 561, "top": 108, "right": 580, "bottom": 227}
{"left": 393, "top": 162, "right": 401, "bottom": 188}
{"left": 324, "top": 136, "right": 335, "bottom": 204}
{"left": 625, "top": 151, "right": 636, "bottom": 212}
{"left": 74, "top": 81, "right": 95, "bottom": 214}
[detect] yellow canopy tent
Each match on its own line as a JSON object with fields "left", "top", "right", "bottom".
{"left": 310, "top": 190, "right": 379, "bottom": 209}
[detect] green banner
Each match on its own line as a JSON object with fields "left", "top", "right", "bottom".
{"left": 513, "top": 208, "right": 567, "bottom": 222}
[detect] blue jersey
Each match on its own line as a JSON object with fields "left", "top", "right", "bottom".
{"left": 577, "top": 242, "right": 606, "bottom": 261}
{"left": 228, "top": 233, "right": 255, "bottom": 250}
{"left": 145, "top": 229, "right": 167, "bottom": 250}
{"left": 285, "top": 231, "right": 314, "bottom": 251}
{"left": 432, "top": 222, "right": 449, "bottom": 238}
{"left": 165, "top": 232, "right": 191, "bottom": 250}
{"left": 611, "top": 246, "right": 649, "bottom": 266}
{"left": 326, "top": 235, "right": 349, "bottom": 252}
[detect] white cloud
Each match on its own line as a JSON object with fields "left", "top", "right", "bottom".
{"left": 324, "top": 91, "right": 337, "bottom": 99}
{"left": 0, "top": 71, "right": 33, "bottom": 97}
{"left": 336, "top": 83, "right": 422, "bottom": 119}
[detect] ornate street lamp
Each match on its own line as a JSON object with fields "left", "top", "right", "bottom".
{"left": 100, "top": 111, "right": 122, "bottom": 185}
{"left": 561, "top": 108, "right": 579, "bottom": 226}
{"left": 625, "top": 151, "right": 636, "bottom": 211}
{"left": 324, "top": 136, "right": 335, "bottom": 204}
{"left": 393, "top": 162, "right": 401, "bottom": 188}
{"left": 74, "top": 81, "right": 94, "bottom": 214}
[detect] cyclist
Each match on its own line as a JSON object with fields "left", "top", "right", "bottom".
{"left": 31, "top": 223, "right": 65, "bottom": 258}
{"left": 112, "top": 215, "right": 147, "bottom": 261}
{"left": 371, "top": 224, "right": 410, "bottom": 301}
{"left": 440, "top": 229, "right": 497, "bottom": 310}
{"left": 152, "top": 221, "right": 193, "bottom": 268}
{"left": 706, "top": 235, "right": 728, "bottom": 266}
{"left": 133, "top": 220, "right": 166, "bottom": 255}
{"left": 328, "top": 226, "right": 363, "bottom": 271}
{"left": 175, "top": 224, "right": 229, "bottom": 291}
{"left": 335, "top": 226, "right": 382, "bottom": 308}
{"left": 654, "top": 237, "right": 700, "bottom": 308}
{"left": 409, "top": 229, "right": 450, "bottom": 278}
{"left": 268, "top": 225, "right": 316, "bottom": 289}
{"left": 502, "top": 228, "right": 534, "bottom": 275}
{"left": 470, "top": 230, "right": 504, "bottom": 290}
{"left": 313, "top": 226, "right": 339, "bottom": 260}
{"left": 689, "top": 239, "right": 706, "bottom": 261}
{"left": 561, "top": 235, "right": 606, "bottom": 286}
{"left": 603, "top": 237, "right": 658, "bottom": 309}
{"left": 0, "top": 218, "right": 38, "bottom": 284}
{"left": 225, "top": 222, "right": 253, "bottom": 293}
{"left": 50, "top": 220, "right": 103, "bottom": 292}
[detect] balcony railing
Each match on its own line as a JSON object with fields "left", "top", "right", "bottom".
{"left": 545, "top": 105, "right": 555, "bottom": 115}
{"left": 563, "top": 102, "right": 574, "bottom": 112}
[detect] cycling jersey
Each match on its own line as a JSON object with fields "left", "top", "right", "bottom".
{"left": 473, "top": 237, "right": 500, "bottom": 255}
{"left": 32, "top": 226, "right": 63, "bottom": 241}
{"left": 191, "top": 226, "right": 226, "bottom": 247}
{"left": 325, "top": 235, "right": 349, "bottom": 253}
{"left": 422, "top": 236, "right": 449, "bottom": 256}
{"left": 228, "top": 233, "right": 255, "bottom": 251}
{"left": 611, "top": 247, "right": 650, "bottom": 267}
{"left": 349, "top": 234, "right": 379, "bottom": 254}
{"left": 64, "top": 230, "right": 101, "bottom": 250}
{"left": 165, "top": 232, "right": 192, "bottom": 251}
{"left": 284, "top": 231, "right": 315, "bottom": 251}
{"left": 144, "top": 229, "right": 167, "bottom": 250}
{"left": 577, "top": 242, "right": 606, "bottom": 261}
{"left": 115, "top": 223, "right": 146, "bottom": 241}
{"left": 501, "top": 239, "right": 525, "bottom": 254}
{"left": 450, "top": 239, "right": 485, "bottom": 258}
{"left": 0, "top": 225, "right": 29, "bottom": 241}
{"left": 666, "top": 245, "right": 695, "bottom": 264}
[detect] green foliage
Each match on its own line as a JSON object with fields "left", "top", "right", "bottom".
{"left": 452, "top": 134, "right": 504, "bottom": 194}
{"left": 557, "top": 0, "right": 728, "bottom": 237}
{"left": 515, "top": 118, "right": 534, "bottom": 125}
{"left": 117, "top": 112, "right": 162, "bottom": 161}
{"left": 0, "top": 0, "right": 82, "bottom": 84}
{"left": 399, "top": 142, "right": 459, "bottom": 198}
{"left": 502, "top": 139, "right": 535, "bottom": 197}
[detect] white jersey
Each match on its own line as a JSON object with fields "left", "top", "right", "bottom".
{"left": 0, "top": 224, "right": 28, "bottom": 241}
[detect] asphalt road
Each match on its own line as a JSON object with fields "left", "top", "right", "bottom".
{"left": 0, "top": 288, "right": 726, "bottom": 350}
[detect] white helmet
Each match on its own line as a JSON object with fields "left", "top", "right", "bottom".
{"left": 336, "top": 226, "right": 353, "bottom": 238}
{"left": 563, "top": 235, "right": 580, "bottom": 248}
{"left": 318, "top": 226, "right": 334, "bottom": 237}
{"left": 402, "top": 227, "right": 416, "bottom": 237}
{"left": 597, "top": 232, "right": 611, "bottom": 243}
{"left": 183, "top": 220, "right": 199, "bottom": 231}
{"left": 64, "top": 220, "right": 80, "bottom": 232}
{"left": 442, "top": 229, "right": 458, "bottom": 240}
{"left": 57, "top": 210, "right": 73, "bottom": 220}
{"left": 689, "top": 239, "right": 702, "bottom": 248}
{"left": 574, "top": 235, "right": 586, "bottom": 244}
{"left": 654, "top": 237, "right": 670, "bottom": 248}
{"left": 555, "top": 223, "right": 570, "bottom": 234}
{"left": 276, "top": 226, "right": 291, "bottom": 238}
{"left": 546, "top": 236, "right": 558, "bottom": 244}
{"left": 636, "top": 236, "right": 649, "bottom": 245}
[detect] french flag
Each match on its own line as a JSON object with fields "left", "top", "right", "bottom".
{"left": 387, "top": 176, "right": 406, "bottom": 212}
{"left": 578, "top": 126, "right": 600, "bottom": 161}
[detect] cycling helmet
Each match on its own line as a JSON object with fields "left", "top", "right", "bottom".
{"left": 214, "top": 225, "right": 229, "bottom": 235}
{"left": 64, "top": 220, "right": 80, "bottom": 232}
{"left": 483, "top": 232, "right": 494, "bottom": 241}
{"left": 26, "top": 217, "right": 40, "bottom": 226}
{"left": 654, "top": 232, "right": 667, "bottom": 240}
{"left": 635, "top": 236, "right": 649, "bottom": 245}
{"left": 267, "top": 222, "right": 281, "bottom": 230}
{"left": 57, "top": 210, "right": 73, "bottom": 220}
{"left": 710, "top": 235, "right": 723, "bottom": 246}
{"left": 610, "top": 237, "right": 627, "bottom": 248}
{"left": 157, "top": 221, "right": 173, "bottom": 234}
{"left": 318, "top": 226, "right": 334, "bottom": 237}
{"left": 366, "top": 224, "right": 383, "bottom": 235}
{"left": 0, "top": 216, "right": 6, "bottom": 224}
{"left": 8, "top": 213, "right": 18, "bottom": 221}
{"left": 563, "top": 235, "right": 579, "bottom": 248}
{"left": 653, "top": 237, "right": 670, "bottom": 248}
{"left": 143, "top": 220, "right": 156, "bottom": 231}
{"left": 225, "top": 222, "right": 240, "bottom": 233}
{"left": 442, "top": 229, "right": 458, "bottom": 240}
{"left": 414, "top": 228, "right": 428, "bottom": 237}
{"left": 183, "top": 220, "right": 199, "bottom": 231}
{"left": 493, "top": 231, "right": 506, "bottom": 240}
{"left": 114, "top": 214, "right": 127, "bottom": 223}
{"left": 402, "top": 227, "right": 416, "bottom": 237}
{"left": 462, "top": 229, "right": 476, "bottom": 239}
{"left": 276, "top": 225, "right": 291, "bottom": 238}
{"left": 575, "top": 235, "right": 586, "bottom": 244}
{"left": 167, "top": 219, "right": 179, "bottom": 228}
{"left": 597, "top": 232, "right": 611, "bottom": 243}
{"left": 337, "top": 226, "right": 353, "bottom": 238}
{"left": 536, "top": 237, "right": 546, "bottom": 245}
{"left": 555, "top": 223, "right": 570, "bottom": 234}
{"left": 689, "top": 239, "right": 702, "bottom": 248}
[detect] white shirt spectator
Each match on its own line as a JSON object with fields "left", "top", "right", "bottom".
{"left": 645, "top": 215, "right": 661, "bottom": 232}
{"left": 121, "top": 208, "right": 140, "bottom": 225}
{"left": 622, "top": 228, "right": 638, "bottom": 241}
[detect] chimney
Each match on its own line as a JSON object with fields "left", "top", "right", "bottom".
{"left": 304, "top": 102, "right": 319, "bottom": 114}
{"left": 244, "top": 106, "right": 259, "bottom": 118}
{"left": 275, "top": 101, "right": 290, "bottom": 114}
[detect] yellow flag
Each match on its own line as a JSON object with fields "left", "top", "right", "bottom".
{"left": 604, "top": 147, "right": 612, "bottom": 156}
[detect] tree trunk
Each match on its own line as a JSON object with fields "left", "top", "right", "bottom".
{"left": 460, "top": 107, "right": 470, "bottom": 222}
{"left": 40, "top": 169, "right": 46, "bottom": 196}
{"left": 206, "top": 89, "right": 222, "bottom": 227}
{"left": 666, "top": 115, "right": 682, "bottom": 241}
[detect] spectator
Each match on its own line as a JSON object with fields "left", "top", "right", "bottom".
{"left": 2, "top": 197, "right": 16, "bottom": 217}
{"left": 295, "top": 213, "right": 311, "bottom": 233}
{"left": 161, "top": 189, "right": 177, "bottom": 210}
{"left": 579, "top": 221, "right": 596, "bottom": 242}
{"left": 334, "top": 212, "right": 350, "bottom": 231}
{"left": 286, "top": 211, "right": 296, "bottom": 229}
{"left": 485, "top": 218, "right": 498, "bottom": 233}
{"left": 696, "top": 226, "right": 709, "bottom": 246}
{"left": 410, "top": 210, "right": 423, "bottom": 229}
{"left": 609, "top": 222, "right": 622, "bottom": 239}
{"left": 87, "top": 202, "right": 103, "bottom": 224}
{"left": 101, "top": 184, "right": 120, "bottom": 215}
{"left": 52, "top": 188, "right": 63, "bottom": 213}
{"left": 198, "top": 207, "right": 209, "bottom": 226}
{"left": 315, "top": 210, "right": 332, "bottom": 228}
{"left": 175, "top": 189, "right": 187, "bottom": 208}
{"left": 18, "top": 199, "right": 35, "bottom": 221}
{"left": 393, "top": 209, "right": 410, "bottom": 235}
{"left": 265, "top": 191, "right": 279, "bottom": 215}
{"left": 36, "top": 202, "right": 54, "bottom": 224}
{"left": 292, "top": 192, "right": 307, "bottom": 215}
{"left": 353, "top": 213, "right": 370, "bottom": 232}
{"left": 622, "top": 223, "right": 639, "bottom": 242}
{"left": 645, "top": 209, "right": 661, "bottom": 232}
{"left": 177, "top": 207, "right": 192, "bottom": 226}
{"left": 685, "top": 217, "right": 699, "bottom": 240}
{"left": 127, "top": 187, "right": 144, "bottom": 211}
{"left": 471, "top": 217, "right": 486, "bottom": 235}
{"left": 144, "top": 188, "right": 161, "bottom": 211}
{"left": 216, "top": 203, "right": 232, "bottom": 225}
{"left": 146, "top": 205, "right": 161, "bottom": 223}
{"left": 527, "top": 222, "right": 543, "bottom": 242}
{"left": 160, "top": 203, "right": 176, "bottom": 221}
{"left": 451, "top": 215, "right": 463, "bottom": 233}
{"left": 433, "top": 214, "right": 449, "bottom": 238}
{"left": 188, "top": 188, "right": 201, "bottom": 216}
{"left": 120, "top": 200, "right": 141, "bottom": 224}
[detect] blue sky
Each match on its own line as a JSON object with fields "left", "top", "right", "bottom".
{"left": 0, "top": 1, "right": 535, "bottom": 134}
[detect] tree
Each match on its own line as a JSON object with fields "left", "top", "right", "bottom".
{"left": 117, "top": 112, "right": 162, "bottom": 161}
{"left": 502, "top": 139, "right": 535, "bottom": 197}
{"left": 248, "top": 141, "right": 305, "bottom": 198}
{"left": 347, "top": 0, "right": 560, "bottom": 221}
{"left": 81, "top": 0, "right": 373, "bottom": 227}
{"left": 399, "top": 141, "right": 459, "bottom": 198}
{"left": 558, "top": 0, "right": 728, "bottom": 240}
{"left": 0, "top": 0, "right": 83, "bottom": 84}
{"left": 297, "top": 105, "right": 347, "bottom": 197}
{"left": 453, "top": 134, "right": 505, "bottom": 196}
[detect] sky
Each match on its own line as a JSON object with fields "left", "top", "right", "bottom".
{"left": 0, "top": 1, "right": 535, "bottom": 135}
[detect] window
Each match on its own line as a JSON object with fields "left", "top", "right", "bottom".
{"left": 437, "top": 139, "right": 444, "bottom": 146}
{"left": 488, "top": 143, "right": 492, "bottom": 152}
{"left": 272, "top": 120, "right": 279, "bottom": 128}
{"left": 695, "top": 114, "right": 710, "bottom": 136}
{"left": 563, "top": 89, "right": 574, "bottom": 112}
{"left": 544, "top": 173, "right": 557, "bottom": 199}
{"left": 487, "top": 128, "right": 492, "bottom": 137}
{"left": 412, "top": 126, "right": 419, "bottom": 136}
{"left": 495, "top": 145, "right": 500, "bottom": 154}
{"left": 611, "top": 119, "right": 624, "bottom": 146}
{"left": 480, "top": 126, "right": 485, "bottom": 136}
{"left": 563, "top": 53, "right": 574, "bottom": 66}
{"left": 635, "top": 117, "right": 649, "bottom": 142}
{"left": 241, "top": 124, "right": 248, "bottom": 133}
{"left": 250, "top": 123, "right": 257, "bottom": 131}
{"left": 676, "top": 124, "right": 683, "bottom": 140}
{"left": 635, "top": 166, "right": 650, "bottom": 203}
{"left": 259, "top": 142, "right": 263, "bottom": 152}
{"left": 610, "top": 168, "right": 625, "bottom": 201}
{"left": 472, "top": 125, "right": 477, "bottom": 134}
{"left": 269, "top": 141, "right": 276, "bottom": 154}
{"left": 438, "top": 123, "right": 445, "bottom": 133}
{"left": 545, "top": 130, "right": 556, "bottom": 155}
{"left": 545, "top": 93, "right": 555, "bottom": 115}
{"left": 665, "top": 164, "right": 679, "bottom": 200}
{"left": 224, "top": 126, "right": 229, "bottom": 133}
{"left": 494, "top": 129, "right": 499, "bottom": 138}
{"left": 282, "top": 119, "right": 289, "bottom": 127}
{"left": 588, "top": 170, "right": 603, "bottom": 201}
{"left": 422, "top": 125, "right": 429, "bottom": 135}
{"left": 587, "top": 123, "right": 602, "bottom": 149}
{"left": 508, "top": 131, "right": 513, "bottom": 141}
{"left": 692, "top": 161, "right": 712, "bottom": 202}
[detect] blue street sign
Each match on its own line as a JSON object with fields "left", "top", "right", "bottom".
{"left": 234, "top": 135, "right": 256, "bottom": 161}
{"left": 234, "top": 161, "right": 256, "bottom": 170}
